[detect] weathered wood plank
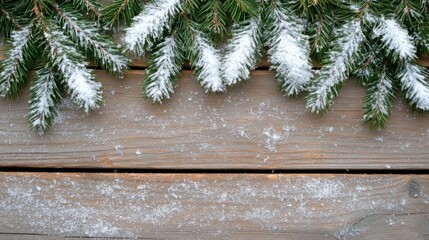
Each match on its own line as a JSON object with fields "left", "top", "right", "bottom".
{"left": 0, "top": 173, "right": 428, "bottom": 239}
{"left": 1, "top": 70, "right": 428, "bottom": 170}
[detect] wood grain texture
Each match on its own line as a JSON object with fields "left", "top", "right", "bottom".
{"left": 0, "top": 173, "right": 428, "bottom": 239}
{"left": 1, "top": 70, "right": 429, "bottom": 170}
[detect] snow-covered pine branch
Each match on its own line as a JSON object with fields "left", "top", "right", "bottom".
{"left": 190, "top": 30, "right": 224, "bottom": 92}
{"left": 373, "top": 17, "right": 429, "bottom": 111}
{"left": 363, "top": 65, "right": 396, "bottom": 129}
{"left": 28, "top": 66, "right": 63, "bottom": 133}
{"left": 43, "top": 22, "right": 102, "bottom": 112}
{"left": 144, "top": 36, "right": 184, "bottom": 102}
{"left": 55, "top": 4, "right": 129, "bottom": 75}
{"left": 222, "top": 17, "right": 262, "bottom": 86}
{"left": 373, "top": 18, "right": 416, "bottom": 61}
{"left": 265, "top": 5, "right": 312, "bottom": 96}
{"left": 0, "top": 24, "right": 36, "bottom": 97}
{"left": 123, "top": 0, "right": 181, "bottom": 56}
{"left": 398, "top": 62, "right": 429, "bottom": 111}
{"left": 306, "top": 20, "right": 364, "bottom": 113}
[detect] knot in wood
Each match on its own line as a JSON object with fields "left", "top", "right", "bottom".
{"left": 408, "top": 180, "right": 420, "bottom": 198}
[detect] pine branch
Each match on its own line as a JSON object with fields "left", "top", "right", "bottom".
{"left": 222, "top": 17, "right": 262, "bottom": 86}
{"left": 394, "top": 0, "right": 424, "bottom": 24}
{"left": 354, "top": 44, "right": 379, "bottom": 85}
{"left": 413, "top": 13, "right": 429, "bottom": 54}
{"left": 54, "top": 3, "right": 129, "bottom": 75}
{"left": 0, "top": 4, "right": 22, "bottom": 37}
{"left": 308, "top": 12, "right": 334, "bottom": 59}
{"left": 189, "top": 30, "right": 224, "bottom": 92}
{"left": 0, "top": 0, "right": 134, "bottom": 133}
{"left": 28, "top": 65, "right": 63, "bottom": 133}
{"left": 64, "top": 0, "right": 102, "bottom": 19}
{"left": 199, "top": 0, "right": 228, "bottom": 39}
{"left": 224, "top": 0, "right": 259, "bottom": 21}
{"left": 372, "top": 16, "right": 429, "bottom": 113}
{"left": 123, "top": 0, "right": 181, "bottom": 56}
{"left": 373, "top": 17, "right": 416, "bottom": 61}
{"left": 0, "top": 23, "right": 38, "bottom": 98}
{"left": 102, "top": 0, "right": 143, "bottom": 30}
{"left": 144, "top": 35, "right": 184, "bottom": 103}
{"left": 294, "top": 0, "right": 336, "bottom": 14}
{"left": 41, "top": 20, "right": 102, "bottom": 112}
{"left": 363, "top": 63, "right": 396, "bottom": 130}
{"left": 265, "top": 2, "right": 312, "bottom": 96}
{"left": 306, "top": 20, "right": 364, "bottom": 113}
{"left": 398, "top": 61, "right": 429, "bottom": 112}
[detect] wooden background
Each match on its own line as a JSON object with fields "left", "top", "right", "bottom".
{"left": 0, "top": 44, "right": 429, "bottom": 237}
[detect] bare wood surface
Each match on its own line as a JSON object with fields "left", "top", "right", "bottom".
{"left": 1, "top": 70, "right": 429, "bottom": 170}
{"left": 0, "top": 173, "right": 428, "bottom": 239}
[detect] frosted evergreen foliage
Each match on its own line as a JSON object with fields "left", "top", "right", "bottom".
{"left": 367, "top": 74, "right": 393, "bottom": 116}
{"left": 223, "top": 18, "right": 261, "bottom": 86}
{"left": 191, "top": 31, "right": 224, "bottom": 92}
{"left": 0, "top": 0, "right": 129, "bottom": 133}
{"left": 399, "top": 62, "right": 429, "bottom": 111}
{"left": 307, "top": 20, "right": 364, "bottom": 113}
{"left": 0, "top": 25, "right": 34, "bottom": 97}
{"left": 55, "top": 5, "right": 129, "bottom": 74}
{"left": 266, "top": 6, "right": 312, "bottom": 96}
{"left": 124, "top": 0, "right": 181, "bottom": 55}
{"left": 145, "top": 36, "right": 182, "bottom": 102}
{"left": 363, "top": 68, "right": 395, "bottom": 128}
{"left": 44, "top": 26, "right": 102, "bottom": 112}
{"left": 28, "top": 67, "right": 62, "bottom": 132}
{"left": 373, "top": 18, "right": 416, "bottom": 60}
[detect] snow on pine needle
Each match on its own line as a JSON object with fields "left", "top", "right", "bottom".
{"left": 124, "top": 0, "right": 181, "bottom": 56}
{"left": 28, "top": 67, "right": 62, "bottom": 132}
{"left": 306, "top": 20, "right": 364, "bottom": 113}
{"left": 54, "top": 4, "right": 129, "bottom": 75}
{"left": 44, "top": 26, "right": 102, "bottom": 112}
{"left": 266, "top": 6, "right": 312, "bottom": 96}
{"left": 0, "top": 24, "right": 35, "bottom": 97}
{"left": 222, "top": 17, "right": 262, "bottom": 86}
{"left": 363, "top": 67, "right": 396, "bottom": 129}
{"left": 399, "top": 62, "right": 429, "bottom": 111}
{"left": 190, "top": 31, "right": 224, "bottom": 92}
{"left": 373, "top": 18, "right": 416, "bottom": 61}
{"left": 144, "top": 36, "right": 184, "bottom": 102}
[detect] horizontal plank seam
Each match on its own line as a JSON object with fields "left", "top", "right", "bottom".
{"left": 1, "top": 167, "right": 429, "bottom": 175}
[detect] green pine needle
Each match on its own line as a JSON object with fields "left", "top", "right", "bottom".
{"left": 0, "top": 22, "right": 39, "bottom": 98}
{"left": 28, "top": 65, "right": 64, "bottom": 133}
{"left": 363, "top": 63, "right": 397, "bottom": 130}
{"left": 102, "top": 0, "right": 143, "bottom": 30}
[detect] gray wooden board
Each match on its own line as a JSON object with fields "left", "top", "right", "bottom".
{"left": 0, "top": 70, "right": 429, "bottom": 169}
{"left": 0, "top": 173, "right": 428, "bottom": 239}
